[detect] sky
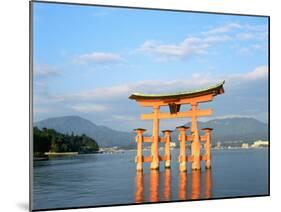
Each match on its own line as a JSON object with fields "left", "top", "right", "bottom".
{"left": 33, "top": 2, "right": 269, "bottom": 132}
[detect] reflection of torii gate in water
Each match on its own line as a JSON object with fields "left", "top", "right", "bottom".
{"left": 129, "top": 81, "right": 225, "bottom": 171}
{"left": 135, "top": 169, "right": 212, "bottom": 203}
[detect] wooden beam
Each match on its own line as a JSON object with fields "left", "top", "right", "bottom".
{"left": 187, "top": 135, "right": 193, "bottom": 142}
{"left": 136, "top": 93, "right": 214, "bottom": 107}
{"left": 143, "top": 156, "right": 152, "bottom": 163}
{"left": 160, "top": 137, "right": 166, "bottom": 142}
{"left": 142, "top": 156, "right": 167, "bottom": 163}
{"left": 201, "top": 155, "right": 207, "bottom": 161}
{"left": 200, "top": 135, "right": 207, "bottom": 141}
{"left": 141, "top": 109, "right": 213, "bottom": 120}
{"left": 179, "top": 94, "right": 213, "bottom": 105}
{"left": 144, "top": 137, "right": 166, "bottom": 142}
{"left": 142, "top": 155, "right": 206, "bottom": 163}
{"left": 137, "top": 101, "right": 162, "bottom": 107}
{"left": 186, "top": 155, "right": 207, "bottom": 162}
{"left": 143, "top": 137, "right": 152, "bottom": 142}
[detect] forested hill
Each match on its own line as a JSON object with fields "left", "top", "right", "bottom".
{"left": 33, "top": 127, "right": 99, "bottom": 154}
{"left": 35, "top": 116, "right": 134, "bottom": 148}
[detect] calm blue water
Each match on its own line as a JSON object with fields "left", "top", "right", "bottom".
{"left": 32, "top": 148, "right": 268, "bottom": 210}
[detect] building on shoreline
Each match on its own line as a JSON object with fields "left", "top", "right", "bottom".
{"left": 251, "top": 140, "right": 269, "bottom": 148}
{"left": 241, "top": 143, "right": 249, "bottom": 149}
{"left": 170, "top": 142, "right": 176, "bottom": 148}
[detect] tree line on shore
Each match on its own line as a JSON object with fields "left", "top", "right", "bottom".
{"left": 33, "top": 127, "right": 99, "bottom": 155}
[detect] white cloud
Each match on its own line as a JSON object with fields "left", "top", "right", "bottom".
{"left": 205, "top": 23, "right": 268, "bottom": 56}
{"left": 137, "top": 22, "right": 268, "bottom": 61}
{"left": 237, "top": 43, "right": 267, "bottom": 55}
{"left": 112, "top": 115, "right": 137, "bottom": 121}
{"left": 236, "top": 33, "right": 253, "bottom": 40}
{"left": 242, "top": 66, "right": 268, "bottom": 81}
{"left": 252, "top": 44, "right": 265, "bottom": 50}
{"left": 138, "top": 35, "right": 230, "bottom": 60}
{"left": 74, "top": 84, "right": 130, "bottom": 100}
{"left": 207, "top": 114, "right": 255, "bottom": 121}
{"left": 75, "top": 52, "right": 122, "bottom": 64}
{"left": 34, "top": 107, "right": 53, "bottom": 114}
{"left": 244, "top": 24, "right": 268, "bottom": 32}
{"left": 204, "top": 35, "right": 231, "bottom": 43}
{"left": 34, "top": 65, "right": 59, "bottom": 78}
{"left": 70, "top": 104, "right": 107, "bottom": 112}
{"left": 205, "top": 23, "right": 267, "bottom": 36}
{"left": 205, "top": 23, "right": 241, "bottom": 35}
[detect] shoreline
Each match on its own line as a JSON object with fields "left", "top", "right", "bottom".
{"left": 34, "top": 147, "right": 268, "bottom": 158}
{"left": 44, "top": 152, "right": 79, "bottom": 156}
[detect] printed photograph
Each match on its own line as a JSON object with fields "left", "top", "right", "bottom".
{"left": 31, "top": 1, "right": 269, "bottom": 211}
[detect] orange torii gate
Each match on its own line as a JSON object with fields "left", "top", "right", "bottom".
{"left": 129, "top": 81, "right": 225, "bottom": 171}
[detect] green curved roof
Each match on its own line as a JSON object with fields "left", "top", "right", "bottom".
{"left": 129, "top": 80, "right": 225, "bottom": 100}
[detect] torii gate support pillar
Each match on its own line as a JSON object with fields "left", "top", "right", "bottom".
{"left": 162, "top": 130, "right": 172, "bottom": 168}
{"left": 151, "top": 106, "right": 160, "bottom": 170}
{"left": 177, "top": 126, "right": 189, "bottom": 172}
{"left": 191, "top": 103, "right": 201, "bottom": 170}
{"left": 202, "top": 128, "right": 213, "bottom": 169}
{"left": 134, "top": 128, "right": 146, "bottom": 172}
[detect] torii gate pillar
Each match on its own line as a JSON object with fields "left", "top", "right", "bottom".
{"left": 202, "top": 128, "right": 213, "bottom": 169}
{"left": 134, "top": 128, "right": 146, "bottom": 172}
{"left": 191, "top": 103, "right": 201, "bottom": 170}
{"left": 177, "top": 126, "right": 189, "bottom": 172}
{"left": 162, "top": 130, "right": 172, "bottom": 168}
{"left": 151, "top": 105, "right": 160, "bottom": 170}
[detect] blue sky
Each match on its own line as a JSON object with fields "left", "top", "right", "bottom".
{"left": 33, "top": 2, "right": 269, "bottom": 132}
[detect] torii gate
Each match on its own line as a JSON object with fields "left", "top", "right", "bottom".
{"left": 129, "top": 81, "right": 225, "bottom": 171}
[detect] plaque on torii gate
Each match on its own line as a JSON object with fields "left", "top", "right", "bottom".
{"left": 129, "top": 81, "right": 225, "bottom": 171}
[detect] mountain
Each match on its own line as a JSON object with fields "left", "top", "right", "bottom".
{"left": 34, "top": 116, "right": 135, "bottom": 148}
{"left": 180, "top": 117, "right": 268, "bottom": 144}
{"left": 35, "top": 116, "right": 268, "bottom": 148}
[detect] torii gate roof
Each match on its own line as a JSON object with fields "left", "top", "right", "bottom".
{"left": 129, "top": 80, "right": 225, "bottom": 100}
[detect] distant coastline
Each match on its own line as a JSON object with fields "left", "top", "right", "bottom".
{"left": 44, "top": 152, "right": 79, "bottom": 156}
